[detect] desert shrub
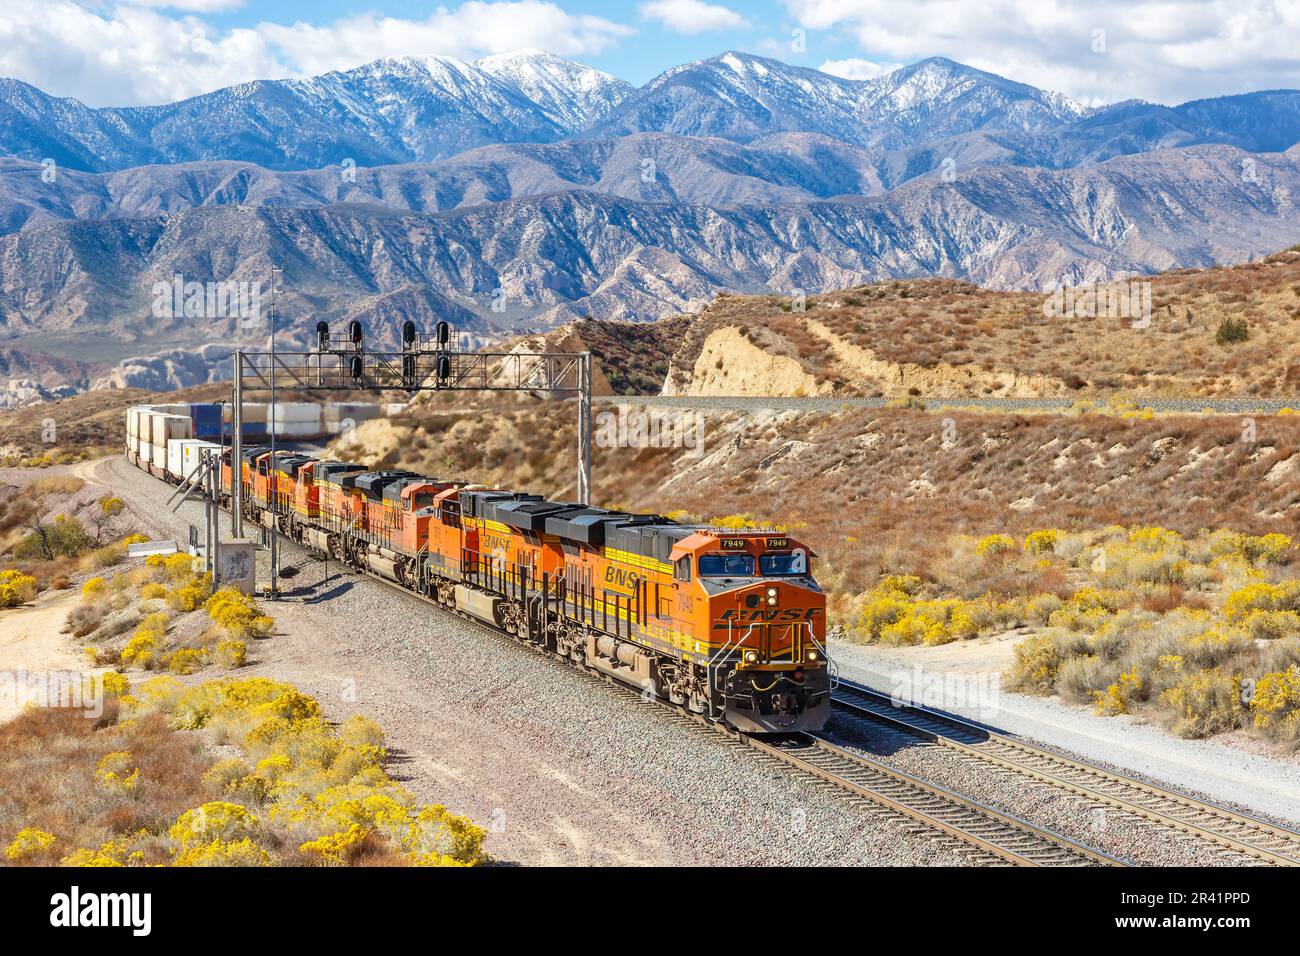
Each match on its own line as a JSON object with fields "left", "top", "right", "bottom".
{"left": 976, "top": 533, "right": 1017, "bottom": 557}
{"left": 162, "top": 648, "right": 207, "bottom": 675}
{"left": 1023, "top": 529, "right": 1060, "bottom": 554}
{"left": 1157, "top": 670, "right": 1244, "bottom": 738}
{"left": 95, "top": 752, "right": 140, "bottom": 793}
{"left": 1006, "top": 634, "right": 1061, "bottom": 694}
{"left": 14, "top": 514, "right": 94, "bottom": 560}
{"left": 0, "top": 569, "right": 38, "bottom": 608}
{"left": 1056, "top": 654, "right": 1123, "bottom": 704}
{"left": 168, "top": 573, "right": 212, "bottom": 613}
{"left": 206, "top": 588, "right": 273, "bottom": 639}
{"left": 1215, "top": 317, "right": 1249, "bottom": 344}
{"left": 1093, "top": 667, "right": 1143, "bottom": 716}
{"left": 1251, "top": 667, "right": 1300, "bottom": 748}
{"left": 1224, "top": 581, "right": 1300, "bottom": 623}
{"left": 215, "top": 639, "right": 248, "bottom": 669}
{"left": 4, "top": 827, "right": 57, "bottom": 863}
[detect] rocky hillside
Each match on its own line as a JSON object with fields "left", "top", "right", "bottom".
{"left": 504, "top": 248, "right": 1300, "bottom": 400}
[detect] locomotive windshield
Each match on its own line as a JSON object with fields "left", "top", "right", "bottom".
{"left": 698, "top": 554, "right": 755, "bottom": 576}
{"left": 760, "top": 550, "right": 807, "bottom": 575}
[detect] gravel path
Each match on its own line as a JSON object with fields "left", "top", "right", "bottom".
{"left": 600, "top": 395, "right": 1300, "bottom": 415}
{"left": 831, "top": 640, "right": 1300, "bottom": 830}
{"left": 93, "top": 455, "right": 978, "bottom": 867}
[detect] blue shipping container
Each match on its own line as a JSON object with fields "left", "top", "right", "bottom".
{"left": 190, "top": 404, "right": 223, "bottom": 440}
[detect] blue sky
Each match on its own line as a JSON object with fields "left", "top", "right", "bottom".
{"left": 3, "top": 1, "right": 1300, "bottom": 108}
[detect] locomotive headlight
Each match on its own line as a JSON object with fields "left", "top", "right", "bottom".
{"left": 808, "top": 650, "right": 819, "bottom": 661}
{"left": 744, "top": 651, "right": 758, "bottom": 663}
{"left": 766, "top": 587, "right": 777, "bottom": 598}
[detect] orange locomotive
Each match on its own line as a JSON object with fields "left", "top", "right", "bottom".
{"left": 221, "top": 454, "right": 831, "bottom": 733}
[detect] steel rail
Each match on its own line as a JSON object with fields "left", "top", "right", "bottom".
{"left": 832, "top": 679, "right": 1300, "bottom": 866}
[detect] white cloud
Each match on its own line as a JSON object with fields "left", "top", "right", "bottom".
{"left": 784, "top": 0, "right": 1300, "bottom": 105}
{"left": 819, "top": 57, "right": 900, "bottom": 81}
{"left": 640, "top": 0, "right": 750, "bottom": 35}
{"left": 0, "top": 1, "right": 632, "bottom": 106}
{"left": 125, "top": 0, "right": 247, "bottom": 10}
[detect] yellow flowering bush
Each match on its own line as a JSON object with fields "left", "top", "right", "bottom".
{"left": 1006, "top": 634, "right": 1061, "bottom": 694}
{"left": 61, "top": 840, "right": 145, "bottom": 867}
{"left": 81, "top": 577, "right": 107, "bottom": 600}
{"left": 170, "top": 801, "right": 259, "bottom": 850}
{"left": 1251, "top": 668, "right": 1300, "bottom": 730}
{"left": 1157, "top": 670, "right": 1243, "bottom": 738}
{"left": 206, "top": 587, "right": 273, "bottom": 639}
{"left": 4, "top": 827, "right": 55, "bottom": 861}
{"left": 0, "top": 569, "right": 38, "bottom": 608}
{"left": 125, "top": 678, "right": 488, "bottom": 866}
{"left": 168, "top": 573, "right": 212, "bottom": 613}
{"left": 95, "top": 752, "right": 140, "bottom": 793}
{"left": 300, "top": 824, "right": 371, "bottom": 865}
{"left": 1023, "top": 529, "right": 1060, "bottom": 554}
{"left": 215, "top": 639, "right": 248, "bottom": 668}
{"left": 140, "top": 582, "right": 167, "bottom": 601}
{"left": 975, "top": 533, "right": 1017, "bottom": 557}
{"left": 1093, "top": 668, "right": 1142, "bottom": 716}
{"left": 1224, "top": 581, "right": 1300, "bottom": 624}
{"left": 162, "top": 647, "right": 207, "bottom": 675}
{"left": 173, "top": 838, "right": 272, "bottom": 867}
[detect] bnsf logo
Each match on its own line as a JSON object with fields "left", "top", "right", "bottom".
{"left": 605, "top": 566, "right": 642, "bottom": 589}
{"left": 716, "top": 608, "right": 818, "bottom": 623}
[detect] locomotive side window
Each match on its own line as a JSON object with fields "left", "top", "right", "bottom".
{"left": 699, "top": 554, "right": 755, "bottom": 577}
{"left": 674, "top": 556, "right": 692, "bottom": 582}
{"left": 760, "top": 549, "right": 807, "bottom": 575}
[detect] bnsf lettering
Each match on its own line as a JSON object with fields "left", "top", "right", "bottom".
{"left": 716, "top": 608, "right": 818, "bottom": 624}
{"left": 604, "top": 566, "right": 642, "bottom": 588}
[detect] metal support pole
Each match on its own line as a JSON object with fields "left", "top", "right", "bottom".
{"left": 268, "top": 267, "right": 281, "bottom": 600}
{"left": 577, "top": 351, "right": 591, "bottom": 506}
{"left": 232, "top": 353, "right": 243, "bottom": 538}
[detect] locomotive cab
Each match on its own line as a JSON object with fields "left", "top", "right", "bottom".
{"left": 671, "top": 531, "right": 831, "bottom": 733}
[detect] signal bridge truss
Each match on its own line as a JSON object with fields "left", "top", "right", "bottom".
{"left": 230, "top": 343, "right": 593, "bottom": 538}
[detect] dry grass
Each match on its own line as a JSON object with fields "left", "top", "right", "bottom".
{"left": 637, "top": 248, "right": 1300, "bottom": 399}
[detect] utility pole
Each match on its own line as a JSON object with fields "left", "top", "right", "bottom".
{"left": 268, "top": 266, "right": 282, "bottom": 600}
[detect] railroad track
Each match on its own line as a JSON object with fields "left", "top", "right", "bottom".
{"left": 832, "top": 679, "right": 1300, "bottom": 866}
{"left": 119, "top": 458, "right": 1128, "bottom": 866}
{"left": 742, "top": 732, "right": 1122, "bottom": 866}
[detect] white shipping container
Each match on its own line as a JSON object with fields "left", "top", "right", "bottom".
{"left": 151, "top": 444, "right": 168, "bottom": 468}
{"left": 147, "top": 413, "right": 168, "bottom": 445}
{"left": 182, "top": 441, "right": 221, "bottom": 480}
{"left": 139, "top": 442, "right": 151, "bottom": 465}
{"left": 164, "top": 415, "right": 192, "bottom": 441}
{"left": 270, "top": 402, "right": 321, "bottom": 423}
{"left": 224, "top": 402, "right": 268, "bottom": 424}
{"left": 323, "top": 403, "right": 380, "bottom": 430}
{"left": 168, "top": 439, "right": 204, "bottom": 478}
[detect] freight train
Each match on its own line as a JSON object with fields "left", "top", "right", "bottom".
{"left": 124, "top": 403, "right": 832, "bottom": 734}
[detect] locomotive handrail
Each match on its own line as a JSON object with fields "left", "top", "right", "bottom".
{"left": 809, "top": 620, "right": 839, "bottom": 692}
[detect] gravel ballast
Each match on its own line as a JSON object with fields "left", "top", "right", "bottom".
{"left": 94, "top": 455, "right": 980, "bottom": 866}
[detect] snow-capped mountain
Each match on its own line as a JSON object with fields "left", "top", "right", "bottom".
{"left": 475, "top": 49, "right": 631, "bottom": 129}
{"left": 0, "top": 49, "right": 1295, "bottom": 173}
{"left": 1, "top": 47, "right": 1299, "bottom": 393}
{"left": 0, "top": 51, "right": 629, "bottom": 172}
